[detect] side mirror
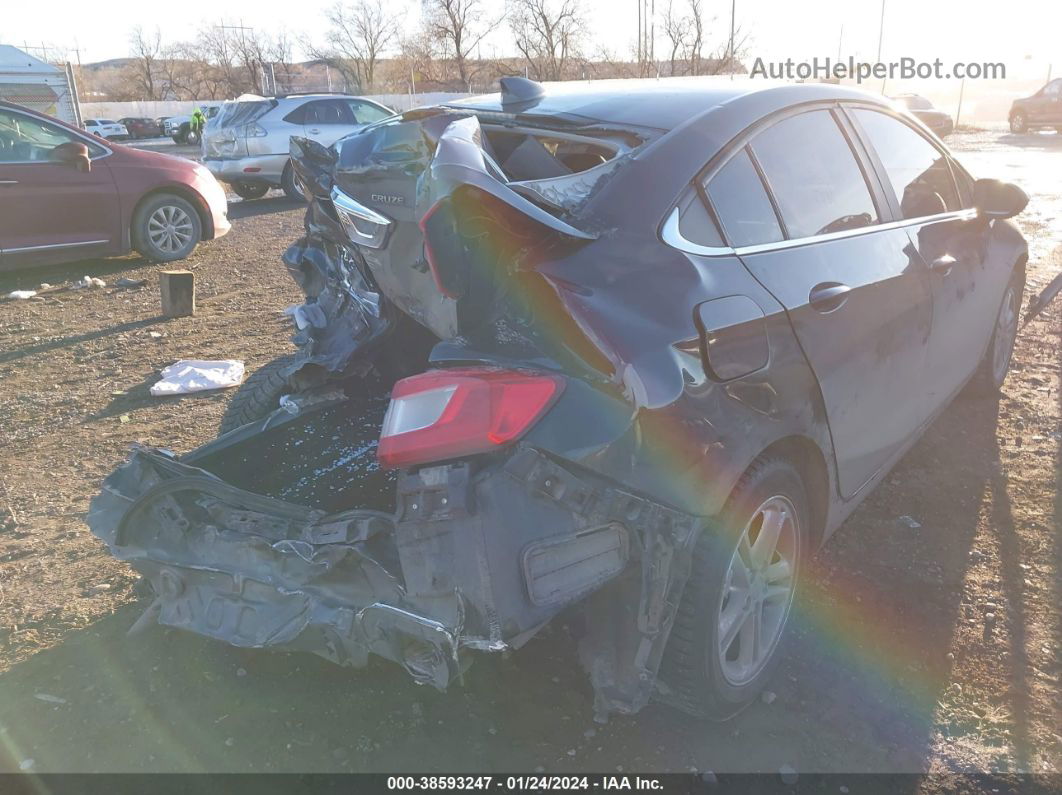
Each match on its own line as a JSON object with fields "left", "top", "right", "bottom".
{"left": 52, "top": 141, "right": 91, "bottom": 173}
{"left": 974, "top": 178, "right": 1027, "bottom": 220}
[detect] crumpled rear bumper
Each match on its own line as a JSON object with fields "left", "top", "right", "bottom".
{"left": 88, "top": 447, "right": 465, "bottom": 688}
{"left": 89, "top": 433, "right": 702, "bottom": 717}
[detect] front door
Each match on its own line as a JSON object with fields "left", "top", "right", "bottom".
{"left": 0, "top": 108, "right": 120, "bottom": 269}
{"left": 848, "top": 108, "right": 1000, "bottom": 405}
{"left": 726, "top": 108, "right": 935, "bottom": 498}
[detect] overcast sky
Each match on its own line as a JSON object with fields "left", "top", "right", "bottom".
{"left": 3, "top": 0, "right": 1058, "bottom": 79}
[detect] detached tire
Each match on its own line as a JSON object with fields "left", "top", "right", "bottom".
{"left": 232, "top": 182, "right": 269, "bottom": 200}
{"left": 660, "top": 456, "right": 808, "bottom": 719}
{"left": 219, "top": 353, "right": 299, "bottom": 434}
{"left": 132, "top": 194, "right": 202, "bottom": 262}
{"left": 281, "top": 162, "right": 305, "bottom": 202}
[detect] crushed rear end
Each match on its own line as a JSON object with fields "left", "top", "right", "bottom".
{"left": 89, "top": 90, "right": 704, "bottom": 718}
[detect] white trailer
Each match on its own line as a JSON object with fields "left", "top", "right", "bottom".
{"left": 0, "top": 44, "right": 80, "bottom": 125}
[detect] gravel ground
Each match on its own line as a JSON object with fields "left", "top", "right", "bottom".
{"left": 0, "top": 131, "right": 1058, "bottom": 787}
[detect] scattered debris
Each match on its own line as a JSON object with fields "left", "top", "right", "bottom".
{"left": 224, "top": 737, "right": 235, "bottom": 747}
{"left": 148, "top": 331, "right": 164, "bottom": 339}
{"left": 779, "top": 763, "right": 798, "bottom": 785}
{"left": 897, "top": 515, "right": 922, "bottom": 529}
{"left": 149, "top": 360, "right": 245, "bottom": 396}
{"left": 115, "top": 278, "right": 148, "bottom": 289}
{"left": 19, "top": 759, "right": 35, "bottom": 772}
{"left": 86, "top": 583, "right": 112, "bottom": 596}
{"left": 761, "top": 690, "right": 777, "bottom": 705}
{"left": 701, "top": 771, "right": 718, "bottom": 786}
{"left": 73, "top": 276, "right": 106, "bottom": 289}
{"left": 119, "top": 414, "right": 130, "bottom": 424}
{"left": 7, "top": 290, "right": 37, "bottom": 300}
{"left": 34, "top": 693, "right": 67, "bottom": 704}
{"left": 236, "top": 667, "right": 247, "bottom": 677}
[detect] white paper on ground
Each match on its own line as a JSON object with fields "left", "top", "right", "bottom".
{"left": 149, "top": 360, "right": 245, "bottom": 396}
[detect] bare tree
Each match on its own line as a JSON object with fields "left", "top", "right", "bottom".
{"left": 306, "top": 0, "right": 400, "bottom": 92}
{"left": 423, "top": 0, "right": 490, "bottom": 87}
{"left": 129, "top": 26, "right": 165, "bottom": 99}
{"left": 684, "top": 0, "right": 704, "bottom": 75}
{"left": 660, "top": 1, "right": 690, "bottom": 76}
{"left": 508, "top": 0, "right": 585, "bottom": 81}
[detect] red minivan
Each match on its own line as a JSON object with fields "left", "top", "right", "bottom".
{"left": 0, "top": 101, "right": 230, "bottom": 271}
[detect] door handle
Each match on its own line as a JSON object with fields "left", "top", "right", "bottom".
{"left": 309, "top": 128, "right": 320, "bottom": 134}
{"left": 929, "top": 254, "right": 956, "bottom": 273}
{"left": 809, "top": 282, "right": 852, "bottom": 313}
{"left": 0, "top": 179, "right": 17, "bottom": 186}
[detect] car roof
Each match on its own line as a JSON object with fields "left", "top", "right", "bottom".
{"left": 445, "top": 78, "right": 892, "bottom": 131}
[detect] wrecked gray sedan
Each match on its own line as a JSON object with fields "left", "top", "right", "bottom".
{"left": 90, "top": 78, "right": 1029, "bottom": 719}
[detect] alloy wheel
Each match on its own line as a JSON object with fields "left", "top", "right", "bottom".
{"left": 992, "top": 285, "right": 1019, "bottom": 385}
{"left": 147, "top": 205, "right": 194, "bottom": 255}
{"left": 717, "top": 495, "right": 799, "bottom": 687}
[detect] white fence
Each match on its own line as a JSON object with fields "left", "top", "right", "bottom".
{"left": 80, "top": 92, "right": 475, "bottom": 121}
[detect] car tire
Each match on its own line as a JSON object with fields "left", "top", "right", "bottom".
{"left": 232, "top": 182, "right": 269, "bottom": 200}
{"left": 967, "top": 268, "right": 1025, "bottom": 396}
{"left": 132, "top": 194, "right": 203, "bottom": 262}
{"left": 281, "top": 162, "right": 305, "bottom": 202}
{"left": 219, "top": 353, "right": 300, "bottom": 434}
{"left": 171, "top": 134, "right": 184, "bottom": 144}
{"left": 659, "top": 455, "right": 808, "bottom": 719}
{"left": 1009, "top": 112, "right": 1028, "bottom": 134}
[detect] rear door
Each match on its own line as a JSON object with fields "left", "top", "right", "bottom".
{"left": 725, "top": 107, "right": 936, "bottom": 498}
{"left": 301, "top": 99, "right": 358, "bottom": 147}
{"left": 848, "top": 107, "right": 1001, "bottom": 403}
{"left": 0, "top": 107, "right": 120, "bottom": 269}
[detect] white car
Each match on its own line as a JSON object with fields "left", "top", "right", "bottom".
{"left": 83, "top": 119, "right": 128, "bottom": 140}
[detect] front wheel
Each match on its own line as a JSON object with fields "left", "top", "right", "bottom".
{"left": 1009, "top": 112, "right": 1028, "bottom": 134}
{"left": 132, "top": 194, "right": 203, "bottom": 262}
{"left": 660, "top": 456, "right": 807, "bottom": 719}
{"left": 218, "top": 353, "right": 300, "bottom": 434}
{"left": 231, "top": 182, "right": 269, "bottom": 200}
{"left": 967, "top": 269, "right": 1024, "bottom": 395}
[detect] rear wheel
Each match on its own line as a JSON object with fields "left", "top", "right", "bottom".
{"left": 281, "top": 162, "right": 305, "bottom": 201}
{"left": 1009, "top": 111, "right": 1028, "bottom": 134}
{"left": 231, "top": 182, "right": 269, "bottom": 200}
{"left": 660, "top": 456, "right": 808, "bottom": 718}
{"left": 132, "top": 194, "right": 202, "bottom": 262}
{"left": 219, "top": 353, "right": 300, "bottom": 434}
{"left": 967, "top": 269, "right": 1024, "bottom": 395}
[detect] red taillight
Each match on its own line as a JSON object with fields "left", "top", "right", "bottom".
{"left": 377, "top": 368, "right": 564, "bottom": 469}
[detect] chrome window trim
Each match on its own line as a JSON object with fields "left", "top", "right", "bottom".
{"left": 331, "top": 185, "right": 394, "bottom": 228}
{"left": 660, "top": 207, "right": 735, "bottom": 256}
{"left": 5, "top": 239, "right": 109, "bottom": 253}
{"left": 663, "top": 206, "right": 978, "bottom": 258}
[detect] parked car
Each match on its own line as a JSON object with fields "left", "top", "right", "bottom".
{"left": 119, "top": 116, "right": 162, "bottom": 139}
{"left": 1008, "top": 78, "right": 1062, "bottom": 133}
{"left": 164, "top": 105, "right": 222, "bottom": 145}
{"left": 89, "top": 79, "right": 1028, "bottom": 720}
{"left": 892, "top": 94, "right": 954, "bottom": 137}
{"left": 0, "top": 101, "right": 230, "bottom": 270}
{"left": 201, "top": 93, "right": 393, "bottom": 200}
{"left": 82, "top": 118, "right": 128, "bottom": 140}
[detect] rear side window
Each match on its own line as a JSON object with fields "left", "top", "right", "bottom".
{"left": 676, "top": 191, "right": 724, "bottom": 247}
{"left": 853, "top": 109, "right": 961, "bottom": 218}
{"left": 704, "top": 148, "right": 783, "bottom": 247}
{"left": 751, "top": 110, "right": 879, "bottom": 238}
{"left": 304, "top": 100, "right": 354, "bottom": 125}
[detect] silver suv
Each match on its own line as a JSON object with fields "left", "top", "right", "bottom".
{"left": 202, "top": 94, "right": 393, "bottom": 200}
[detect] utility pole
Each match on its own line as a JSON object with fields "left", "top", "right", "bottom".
{"left": 729, "top": 0, "right": 736, "bottom": 75}
{"left": 876, "top": 0, "right": 886, "bottom": 93}
{"left": 955, "top": 76, "right": 965, "bottom": 129}
{"left": 637, "top": 0, "right": 642, "bottom": 72}
{"left": 836, "top": 25, "right": 843, "bottom": 63}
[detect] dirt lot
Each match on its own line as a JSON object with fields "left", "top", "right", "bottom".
{"left": 0, "top": 131, "right": 1059, "bottom": 786}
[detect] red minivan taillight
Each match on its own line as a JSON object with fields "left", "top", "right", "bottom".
{"left": 377, "top": 368, "right": 564, "bottom": 469}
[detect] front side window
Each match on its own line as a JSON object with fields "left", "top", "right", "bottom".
{"left": 750, "top": 110, "right": 879, "bottom": 239}
{"left": 853, "top": 109, "right": 961, "bottom": 218}
{"left": 704, "top": 148, "right": 783, "bottom": 247}
{"left": 0, "top": 110, "right": 102, "bottom": 163}
{"left": 347, "top": 100, "right": 391, "bottom": 124}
